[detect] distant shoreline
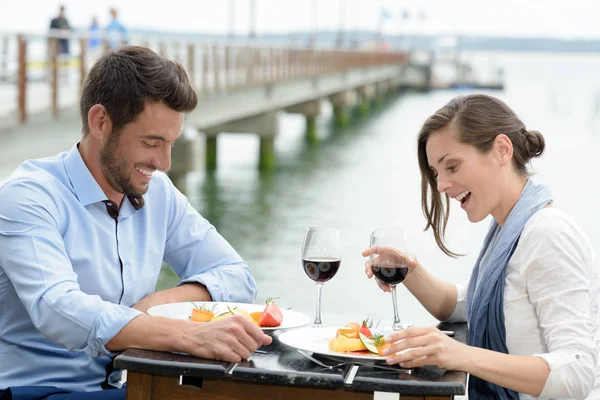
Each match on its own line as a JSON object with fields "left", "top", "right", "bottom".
{"left": 3, "top": 28, "right": 600, "bottom": 53}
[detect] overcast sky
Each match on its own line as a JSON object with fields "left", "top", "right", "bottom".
{"left": 1, "top": 0, "right": 599, "bottom": 39}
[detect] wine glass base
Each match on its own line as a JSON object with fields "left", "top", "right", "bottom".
{"left": 392, "top": 323, "right": 414, "bottom": 331}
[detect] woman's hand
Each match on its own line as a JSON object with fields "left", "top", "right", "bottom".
{"left": 382, "top": 326, "right": 471, "bottom": 371}
{"left": 362, "top": 245, "right": 418, "bottom": 292}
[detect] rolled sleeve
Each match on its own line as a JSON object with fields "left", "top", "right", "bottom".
{"left": 164, "top": 183, "right": 257, "bottom": 303}
{"left": 523, "top": 215, "right": 598, "bottom": 399}
{"left": 444, "top": 278, "right": 469, "bottom": 323}
{"left": 535, "top": 350, "right": 596, "bottom": 399}
{"left": 89, "top": 305, "right": 143, "bottom": 357}
{"left": 179, "top": 262, "right": 257, "bottom": 303}
{"left": 0, "top": 179, "right": 139, "bottom": 357}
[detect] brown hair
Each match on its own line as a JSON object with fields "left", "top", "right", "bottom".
{"left": 80, "top": 45, "right": 198, "bottom": 136}
{"left": 417, "top": 94, "right": 545, "bottom": 256}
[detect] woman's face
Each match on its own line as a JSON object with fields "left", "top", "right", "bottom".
{"left": 425, "top": 127, "right": 505, "bottom": 224}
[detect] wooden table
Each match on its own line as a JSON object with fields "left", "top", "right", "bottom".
{"left": 114, "top": 322, "right": 467, "bottom": 400}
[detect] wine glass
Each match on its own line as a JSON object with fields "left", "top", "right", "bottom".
{"left": 301, "top": 227, "right": 341, "bottom": 327}
{"left": 369, "top": 227, "right": 412, "bottom": 331}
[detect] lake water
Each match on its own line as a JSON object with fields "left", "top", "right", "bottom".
{"left": 157, "top": 51, "right": 600, "bottom": 332}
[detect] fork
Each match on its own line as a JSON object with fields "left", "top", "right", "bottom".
{"left": 297, "top": 350, "right": 411, "bottom": 373}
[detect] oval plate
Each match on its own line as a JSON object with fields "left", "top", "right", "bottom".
{"left": 147, "top": 301, "right": 311, "bottom": 331}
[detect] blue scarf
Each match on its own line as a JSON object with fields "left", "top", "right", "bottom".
{"left": 465, "top": 179, "right": 552, "bottom": 399}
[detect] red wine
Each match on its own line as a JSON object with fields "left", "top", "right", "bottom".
{"left": 302, "top": 258, "right": 341, "bottom": 283}
{"left": 372, "top": 264, "right": 409, "bottom": 285}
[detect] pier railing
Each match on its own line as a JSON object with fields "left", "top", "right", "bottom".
{"left": 0, "top": 31, "right": 409, "bottom": 124}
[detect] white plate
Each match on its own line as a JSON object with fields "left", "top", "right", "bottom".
{"left": 278, "top": 326, "right": 394, "bottom": 361}
{"left": 147, "top": 301, "right": 311, "bottom": 331}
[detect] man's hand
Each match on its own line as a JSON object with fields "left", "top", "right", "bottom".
{"left": 107, "top": 313, "right": 272, "bottom": 362}
{"left": 182, "top": 315, "right": 272, "bottom": 362}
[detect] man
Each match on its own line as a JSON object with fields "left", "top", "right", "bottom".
{"left": 89, "top": 16, "right": 101, "bottom": 50}
{"left": 49, "top": 5, "right": 72, "bottom": 55}
{"left": 105, "top": 8, "right": 127, "bottom": 50}
{"left": 0, "top": 46, "right": 271, "bottom": 400}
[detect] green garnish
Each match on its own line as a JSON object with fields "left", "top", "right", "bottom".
{"left": 371, "top": 334, "right": 386, "bottom": 347}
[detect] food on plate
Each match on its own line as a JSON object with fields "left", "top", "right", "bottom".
{"left": 191, "top": 308, "right": 214, "bottom": 322}
{"left": 358, "top": 332, "right": 378, "bottom": 353}
{"left": 344, "top": 322, "right": 360, "bottom": 333}
{"left": 189, "top": 299, "right": 284, "bottom": 328}
{"left": 190, "top": 303, "right": 216, "bottom": 322}
{"left": 329, "top": 318, "right": 395, "bottom": 356}
{"left": 250, "top": 311, "right": 263, "bottom": 324}
{"left": 335, "top": 327, "right": 357, "bottom": 338}
{"left": 328, "top": 334, "right": 367, "bottom": 352}
{"left": 256, "top": 297, "right": 283, "bottom": 327}
{"left": 329, "top": 321, "right": 369, "bottom": 352}
{"left": 371, "top": 333, "right": 395, "bottom": 356}
{"left": 358, "top": 318, "right": 372, "bottom": 337}
{"left": 210, "top": 306, "right": 257, "bottom": 325}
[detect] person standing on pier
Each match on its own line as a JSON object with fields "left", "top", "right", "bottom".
{"left": 89, "top": 16, "right": 101, "bottom": 50}
{"left": 364, "top": 94, "right": 599, "bottom": 399}
{"left": 105, "top": 8, "right": 128, "bottom": 50}
{"left": 49, "top": 5, "right": 72, "bottom": 56}
{"left": 0, "top": 46, "right": 271, "bottom": 400}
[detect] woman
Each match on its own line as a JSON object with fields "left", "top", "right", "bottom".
{"left": 363, "top": 94, "right": 599, "bottom": 399}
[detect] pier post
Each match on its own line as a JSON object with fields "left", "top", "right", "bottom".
{"left": 0, "top": 36, "right": 9, "bottom": 82}
{"left": 259, "top": 136, "right": 276, "bottom": 170}
{"left": 203, "top": 111, "right": 279, "bottom": 170}
{"left": 79, "top": 38, "right": 87, "bottom": 95}
{"left": 205, "top": 135, "right": 218, "bottom": 170}
{"left": 358, "top": 96, "right": 370, "bottom": 116}
{"left": 50, "top": 38, "right": 58, "bottom": 119}
{"left": 17, "top": 34, "right": 27, "bottom": 123}
{"left": 374, "top": 82, "right": 388, "bottom": 108}
{"left": 187, "top": 44, "right": 195, "bottom": 88}
{"left": 333, "top": 105, "right": 351, "bottom": 127}
{"left": 329, "top": 91, "right": 356, "bottom": 128}
{"left": 305, "top": 116, "right": 317, "bottom": 142}
{"left": 386, "top": 79, "right": 399, "bottom": 95}
{"left": 357, "top": 85, "right": 375, "bottom": 116}
{"left": 168, "top": 132, "right": 202, "bottom": 190}
{"left": 284, "top": 100, "right": 321, "bottom": 142}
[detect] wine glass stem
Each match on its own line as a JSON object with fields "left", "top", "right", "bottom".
{"left": 391, "top": 285, "right": 402, "bottom": 329}
{"left": 314, "top": 283, "right": 323, "bottom": 327}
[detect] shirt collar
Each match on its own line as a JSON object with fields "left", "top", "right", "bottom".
{"left": 63, "top": 143, "right": 145, "bottom": 210}
{"left": 64, "top": 143, "right": 107, "bottom": 207}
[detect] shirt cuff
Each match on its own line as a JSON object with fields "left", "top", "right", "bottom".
{"left": 534, "top": 351, "right": 592, "bottom": 399}
{"left": 179, "top": 273, "right": 227, "bottom": 302}
{"left": 87, "top": 305, "right": 144, "bottom": 358}
{"left": 535, "top": 351, "right": 579, "bottom": 370}
{"left": 443, "top": 282, "right": 467, "bottom": 323}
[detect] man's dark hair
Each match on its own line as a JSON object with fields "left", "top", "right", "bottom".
{"left": 80, "top": 45, "right": 198, "bottom": 136}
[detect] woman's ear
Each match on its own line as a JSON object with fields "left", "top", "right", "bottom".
{"left": 87, "top": 104, "right": 112, "bottom": 140}
{"left": 494, "top": 134, "right": 513, "bottom": 167}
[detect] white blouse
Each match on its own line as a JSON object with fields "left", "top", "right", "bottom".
{"left": 446, "top": 208, "right": 600, "bottom": 399}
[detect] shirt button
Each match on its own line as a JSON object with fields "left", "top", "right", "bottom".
{"left": 576, "top": 355, "right": 580, "bottom": 359}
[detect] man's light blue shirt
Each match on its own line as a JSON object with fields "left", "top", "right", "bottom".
{"left": 0, "top": 144, "right": 257, "bottom": 391}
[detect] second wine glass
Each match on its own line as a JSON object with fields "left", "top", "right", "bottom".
{"left": 301, "top": 227, "right": 341, "bottom": 328}
{"left": 369, "top": 227, "right": 412, "bottom": 331}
